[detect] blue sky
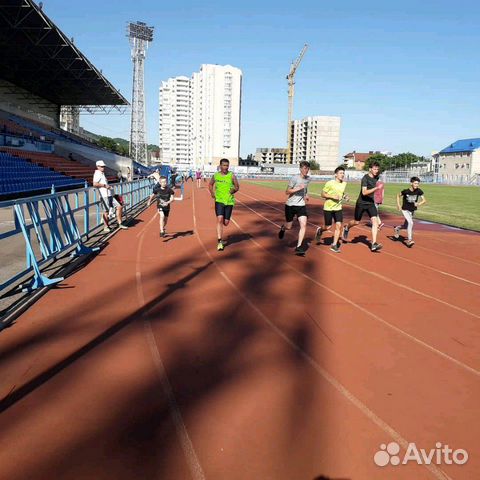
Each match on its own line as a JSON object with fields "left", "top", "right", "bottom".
{"left": 42, "top": 0, "right": 479, "bottom": 157}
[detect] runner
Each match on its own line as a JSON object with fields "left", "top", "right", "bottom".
{"left": 195, "top": 169, "right": 202, "bottom": 188}
{"left": 342, "top": 161, "right": 383, "bottom": 252}
{"left": 314, "top": 166, "right": 349, "bottom": 253}
{"left": 374, "top": 178, "right": 385, "bottom": 229}
{"left": 208, "top": 159, "right": 240, "bottom": 251}
{"left": 278, "top": 160, "right": 311, "bottom": 256}
{"left": 393, "top": 176, "right": 426, "bottom": 247}
{"left": 92, "top": 160, "right": 128, "bottom": 233}
{"left": 147, "top": 176, "right": 175, "bottom": 237}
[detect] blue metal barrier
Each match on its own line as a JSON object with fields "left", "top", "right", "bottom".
{"left": 0, "top": 178, "right": 152, "bottom": 293}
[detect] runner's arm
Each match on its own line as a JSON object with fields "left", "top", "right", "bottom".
{"left": 362, "top": 185, "right": 378, "bottom": 196}
{"left": 147, "top": 193, "right": 155, "bottom": 206}
{"left": 396, "top": 192, "right": 402, "bottom": 210}
{"left": 208, "top": 176, "right": 216, "bottom": 198}
{"left": 321, "top": 189, "right": 341, "bottom": 200}
{"left": 285, "top": 184, "right": 305, "bottom": 195}
{"left": 230, "top": 175, "right": 240, "bottom": 194}
{"left": 416, "top": 195, "right": 426, "bottom": 207}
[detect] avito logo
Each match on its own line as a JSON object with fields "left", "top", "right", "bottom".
{"left": 374, "top": 442, "right": 468, "bottom": 467}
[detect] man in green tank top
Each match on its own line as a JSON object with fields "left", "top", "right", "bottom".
{"left": 208, "top": 158, "right": 240, "bottom": 251}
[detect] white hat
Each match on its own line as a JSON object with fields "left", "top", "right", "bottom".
{"left": 96, "top": 160, "right": 106, "bottom": 167}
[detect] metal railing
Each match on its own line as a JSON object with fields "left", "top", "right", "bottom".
{"left": 0, "top": 178, "right": 153, "bottom": 293}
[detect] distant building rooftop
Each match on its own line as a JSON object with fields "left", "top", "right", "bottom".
{"left": 439, "top": 138, "right": 480, "bottom": 154}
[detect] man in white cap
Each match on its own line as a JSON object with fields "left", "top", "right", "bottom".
{"left": 93, "top": 160, "right": 128, "bottom": 232}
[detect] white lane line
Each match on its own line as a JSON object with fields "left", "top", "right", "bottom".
{"left": 238, "top": 190, "right": 480, "bottom": 314}
{"left": 193, "top": 188, "right": 453, "bottom": 480}
{"left": 231, "top": 197, "right": 480, "bottom": 378}
{"left": 135, "top": 214, "right": 206, "bottom": 480}
{"left": 241, "top": 186, "right": 480, "bottom": 267}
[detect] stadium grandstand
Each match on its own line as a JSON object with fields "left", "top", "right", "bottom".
{"left": 0, "top": 0, "right": 132, "bottom": 199}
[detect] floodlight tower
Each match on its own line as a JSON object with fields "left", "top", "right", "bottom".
{"left": 127, "top": 21, "right": 154, "bottom": 165}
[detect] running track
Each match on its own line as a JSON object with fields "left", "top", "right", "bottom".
{"left": 0, "top": 181, "right": 479, "bottom": 480}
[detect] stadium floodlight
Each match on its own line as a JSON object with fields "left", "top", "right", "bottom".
{"left": 127, "top": 21, "right": 154, "bottom": 165}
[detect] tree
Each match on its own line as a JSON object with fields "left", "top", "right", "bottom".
{"left": 392, "top": 152, "right": 422, "bottom": 169}
{"left": 365, "top": 153, "right": 391, "bottom": 171}
{"left": 97, "top": 136, "right": 117, "bottom": 152}
{"left": 309, "top": 160, "right": 320, "bottom": 171}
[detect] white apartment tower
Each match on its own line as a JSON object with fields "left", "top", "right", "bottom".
{"left": 291, "top": 116, "right": 341, "bottom": 171}
{"left": 159, "top": 64, "right": 242, "bottom": 168}
{"left": 159, "top": 76, "right": 191, "bottom": 166}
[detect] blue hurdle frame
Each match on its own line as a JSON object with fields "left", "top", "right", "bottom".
{"left": 0, "top": 179, "right": 152, "bottom": 293}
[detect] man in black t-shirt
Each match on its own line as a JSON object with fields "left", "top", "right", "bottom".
{"left": 393, "top": 176, "right": 426, "bottom": 247}
{"left": 147, "top": 176, "right": 175, "bottom": 237}
{"left": 342, "top": 161, "right": 383, "bottom": 252}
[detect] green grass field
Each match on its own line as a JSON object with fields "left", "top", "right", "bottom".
{"left": 244, "top": 180, "right": 480, "bottom": 232}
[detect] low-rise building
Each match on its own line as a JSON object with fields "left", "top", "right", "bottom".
{"left": 434, "top": 138, "right": 480, "bottom": 175}
{"left": 254, "top": 147, "right": 287, "bottom": 164}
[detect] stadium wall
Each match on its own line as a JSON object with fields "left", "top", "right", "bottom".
{"left": 55, "top": 141, "right": 133, "bottom": 177}
{"left": 0, "top": 79, "right": 59, "bottom": 127}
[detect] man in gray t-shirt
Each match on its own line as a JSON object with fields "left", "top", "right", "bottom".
{"left": 278, "top": 161, "right": 311, "bottom": 256}
{"left": 286, "top": 173, "right": 311, "bottom": 206}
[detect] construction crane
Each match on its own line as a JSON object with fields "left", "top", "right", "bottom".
{"left": 286, "top": 44, "right": 308, "bottom": 164}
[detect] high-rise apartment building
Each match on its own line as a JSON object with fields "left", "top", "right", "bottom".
{"left": 158, "top": 76, "right": 191, "bottom": 166}
{"left": 159, "top": 64, "right": 242, "bottom": 168}
{"left": 291, "top": 116, "right": 341, "bottom": 171}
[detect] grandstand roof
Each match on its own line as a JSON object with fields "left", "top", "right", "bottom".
{"left": 440, "top": 138, "right": 480, "bottom": 154}
{"left": 0, "top": 0, "right": 128, "bottom": 107}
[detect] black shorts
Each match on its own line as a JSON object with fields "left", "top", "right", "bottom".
{"left": 285, "top": 205, "right": 308, "bottom": 223}
{"left": 215, "top": 202, "right": 234, "bottom": 220}
{"left": 354, "top": 202, "right": 378, "bottom": 221}
{"left": 100, "top": 196, "right": 120, "bottom": 213}
{"left": 323, "top": 210, "right": 343, "bottom": 226}
{"left": 158, "top": 206, "right": 171, "bottom": 217}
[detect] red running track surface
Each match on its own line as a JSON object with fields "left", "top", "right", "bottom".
{"left": 0, "top": 181, "right": 479, "bottom": 480}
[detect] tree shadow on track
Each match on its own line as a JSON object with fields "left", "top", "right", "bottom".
{"left": 225, "top": 232, "right": 252, "bottom": 246}
{"left": 0, "top": 201, "right": 336, "bottom": 479}
{"left": 0, "top": 261, "right": 213, "bottom": 413}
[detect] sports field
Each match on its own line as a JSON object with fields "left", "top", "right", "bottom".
{"left": 245, "top": 180, "right": 480, "bottom": 232}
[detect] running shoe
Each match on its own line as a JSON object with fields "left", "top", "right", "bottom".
{"left": 278, "top": 225, "right": 286, "bottom": 239}
{"left": 378, "top": 222, "right": 385, "bottom": 230}
{"left": 342, "top": 226, "right": 350, "bottom": 242}
{"left": 217, "top": 242, "right": 225, "bottom": 251}
{"left": 160, "top": 231, "right": 165, "bottom": 237}
{"left": 118, "top": 224, "right": 128, "bottom": 230}
{"left": 406, "top": 240, "right": 415, "bottom": 248}
{"left": 103, "top": 227, "right": 111, "bottom": 233}
{"left": 393, "top": 226, "right": 400, "bottom": 239}
{"left": 371, "top": 242, "right": 383, "bottom": 252}
{"left": 330, "top": 244, "right": 341, "bottom": 253}
{"left": 314, "top": 227, "right": 323, "bottom": 244}
{"left": 294, "top": 245, "right": 306, "bottom": 256}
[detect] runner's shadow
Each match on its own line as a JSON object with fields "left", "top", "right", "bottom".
{"left": 163, "top": 230, "right": 194, "bottom": 243}
{"left": 124, "top": 217, "right": 143, "bottom": 227}
{"left": 350, "top": 235, "right": 370, "bottom": 247}
{"left": 313, "top": 476, "right": 350, "bottom": 480}
{"left": 386, "top": 234, "right": 401, "bottom": 243}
